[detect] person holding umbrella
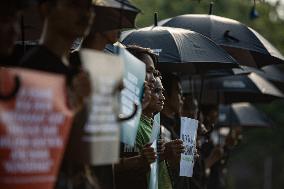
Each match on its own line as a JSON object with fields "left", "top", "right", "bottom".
{"left": 159, "top": 74, "right": 191, "bottom": 189}
{"left": 18, "top": 1, "right": 97, "bottom": 189}
{"left": 77, "top": 0, "right": 140, "bottom": 52}
{"left": 114, "top": 45, "right": 158, "bottom": 189}
{"left": 67, "top": 2, "right": 141, "bottom": 188}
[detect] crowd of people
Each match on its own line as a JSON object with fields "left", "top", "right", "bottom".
{"left": 0, "top": 0, "right": 246, "bottom": 189}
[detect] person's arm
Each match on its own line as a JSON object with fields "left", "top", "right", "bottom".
{"left": 204, "top": 146, "right": 224, "bottom": 169}
{"left": 68, "top": 70, "right": 92, "bottom": 112}
{"left": 115, "top": 144, "right": 156, "bottom": 173}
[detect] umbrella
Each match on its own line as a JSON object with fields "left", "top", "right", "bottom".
{"left": 159, "top": 14, "right": 284, "bottom": 68}
{"left": 92, "top": 0, "right": 141, "bottom": 31}
{"left": 217, "top": 103, "right": 273, "bottom": 128}
{"left": 232, "top": 65, "right": 284, "bottom": 92}
{"left": 261, "top": 65, "right": 284, "bottom": 92}
{"left": 182, "top": 72, "right": 284, "bottom": 104}
{"left": 121, "top": 26, "right": 239, "bottom": 74}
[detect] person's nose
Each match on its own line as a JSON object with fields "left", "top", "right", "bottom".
{"left": 149, "top": 74, "right": 155, "bottom": 84}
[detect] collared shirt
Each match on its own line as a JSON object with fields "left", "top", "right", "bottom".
{"left": 136, "top": 115, "right": 173, "bottom": 189}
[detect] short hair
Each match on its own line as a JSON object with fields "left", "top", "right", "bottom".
{"left": 126, "top": 45, "right": 158, "bottom": 67}
{"left": 161, "top": 73, "right": 180, "bottom": 97}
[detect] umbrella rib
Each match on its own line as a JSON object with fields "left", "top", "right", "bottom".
{"left": 167, "top": 30, "right": 183, "bottom": 63}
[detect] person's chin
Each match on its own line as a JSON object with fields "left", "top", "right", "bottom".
{"left": 157, "top": 105, "right": 163, "bottom": 112}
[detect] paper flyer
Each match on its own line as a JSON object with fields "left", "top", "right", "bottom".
{"left": 179, "top": 117, "right": 198, "bottom": 177}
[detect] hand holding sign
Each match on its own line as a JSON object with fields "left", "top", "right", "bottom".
{"left": 164, "top": 139, "right": 185, "bottom": 169}
{"left": 140, "top": 143, "right": 156, "bottom": 165}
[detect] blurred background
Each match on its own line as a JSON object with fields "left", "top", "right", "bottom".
{"left": 130, "top": 0, "right": 284, "bottom": 188}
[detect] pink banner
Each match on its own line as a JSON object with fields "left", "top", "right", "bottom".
{"left": 0, "top": 67, "right": 73, "bottom": 189}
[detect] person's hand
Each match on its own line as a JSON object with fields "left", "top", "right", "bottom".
{"left": 69, "top": 70, "right": 92, "bottom": 111}
{"left": 165, "top": 139, "right": 185, "bottom": 156}
{"left": 140, "top": 143, "right": 157, "bottom": 165}
{"left": 72, "top": 71, "right": 92, "bottom": 98}
{"left": 164, "top": 139, "right": 185, "bottom": 168}
{"left": 194, "top": 146, "right": 199, "bottom": 160}
{"left": 157, "top": 139, "right": 166, "bottom": 160}
{"left": 142, "top": 81, "right": 152, "bottom": 110}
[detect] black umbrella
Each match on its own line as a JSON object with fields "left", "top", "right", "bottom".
{"left": 217, "top": 103, "right": 273, "bottom": 128}
{"left": 231, "top": 65, "right": 284, "bottom": 92}
{"left": 261, "top": 65, "right": 284, "bottom": 92}
{"left": 92, "top": 0, "right": 141, "bottom": 31}
{"left": 121, "top": 26, "right": 239, "bottom": 74}
{"left": 186, "top": 72, "right": 284, "bottom": 104}
{"left": 159, "top": 14, "right": 284, "bottom": 68}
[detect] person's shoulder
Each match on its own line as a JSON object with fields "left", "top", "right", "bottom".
{"left": 20, "top": 45, "right": 69, "bottom": 74}
{"left": 20, "top": 45, "right": 49, "bottom": 69}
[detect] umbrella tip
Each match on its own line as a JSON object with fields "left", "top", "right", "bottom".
{"left": 209, "top": 2, "right": 214, "bottom": 15}
{"left": 154, "top": 12, "right": 158, "bottom": 26}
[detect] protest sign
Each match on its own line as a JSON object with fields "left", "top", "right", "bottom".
{"left": 79, "top": 49, "right": 124, "bottom": 165}
{"left": 179, "top": 117, "right": 198, "bottom": 177}
{"left": 149, "top": 113, "right": 160, "bottom": 189}
{"left": 0, "top": 68, "right": 73, "bottom": 189}
{"left": 119, "top": 47, "right": 146, "bottom": 146}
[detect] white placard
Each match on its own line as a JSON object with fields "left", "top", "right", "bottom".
{"left": 80, "top": 49, "right": 123, "bottom": 165}
{"left": 179, "top": 117, "right": 198, "bottom": 177}
{"left": 150, "top": 113, "right": 160, "bottom": 143}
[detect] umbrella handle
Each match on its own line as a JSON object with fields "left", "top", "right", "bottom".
{"left": 0, "top": 76, "right": 21, "bottom": 100}
{"left": 224, "top": 30, "right": 240, "bottom": 42}
{"left": 117, "top": 102, "right": 138, "bottom": 122}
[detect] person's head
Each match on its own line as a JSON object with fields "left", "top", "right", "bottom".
{"left": 200, "top": 104, "right": 219, "bottom": 132}
{"left": 182, "top": 94, "right": 198, "bottom": 119}
{"left": 39, "top": 0, "right": 94, "bottom": 40}
{"left": 82, "top": 28, "right": 120, "bottom": 50}
{"left": 0, "top": 1, "right": 22, "bottom": 56}
{"left": 161, "top": 73, "right": 184, "bottom": 116}
{"left": 126, "top": 45, "right": 157, "bottom": 90}
{"left": 146, "top": 76, "right": 165, "bottom": 115}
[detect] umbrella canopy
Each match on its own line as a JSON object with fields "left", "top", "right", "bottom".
{"left": 261, "top": 65, "right": 284, "bottom": 92}
{"left": 206, "top": 73, "right": 284, "bottom": 103}
{"left": 182, "top": 72, "right": 284, "bottom": 104}
{"left": 92, "top": 0, "right": 141, "bottom": 31}
{"left": 121, "top": 26, "right": 239, "bottom": 74}
{"left": 159, "top": 14, "right": 284, "bottom": 68}
{"left": 232, "top": 65, "right": 284, "bottom": 92}
{"left": 217, "top": 103, "right": 273, "bottom": 128}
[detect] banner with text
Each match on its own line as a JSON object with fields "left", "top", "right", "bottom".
{"left": 0, "top": 68, "right": 73, "bottom": 189}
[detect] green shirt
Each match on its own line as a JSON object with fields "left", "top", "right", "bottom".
{"left": 135, "top": 115, "right": 173, "bottom": 189}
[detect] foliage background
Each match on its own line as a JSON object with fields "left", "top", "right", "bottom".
{"left": 130, "top": 0, "right": 284, "bottom": 188}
